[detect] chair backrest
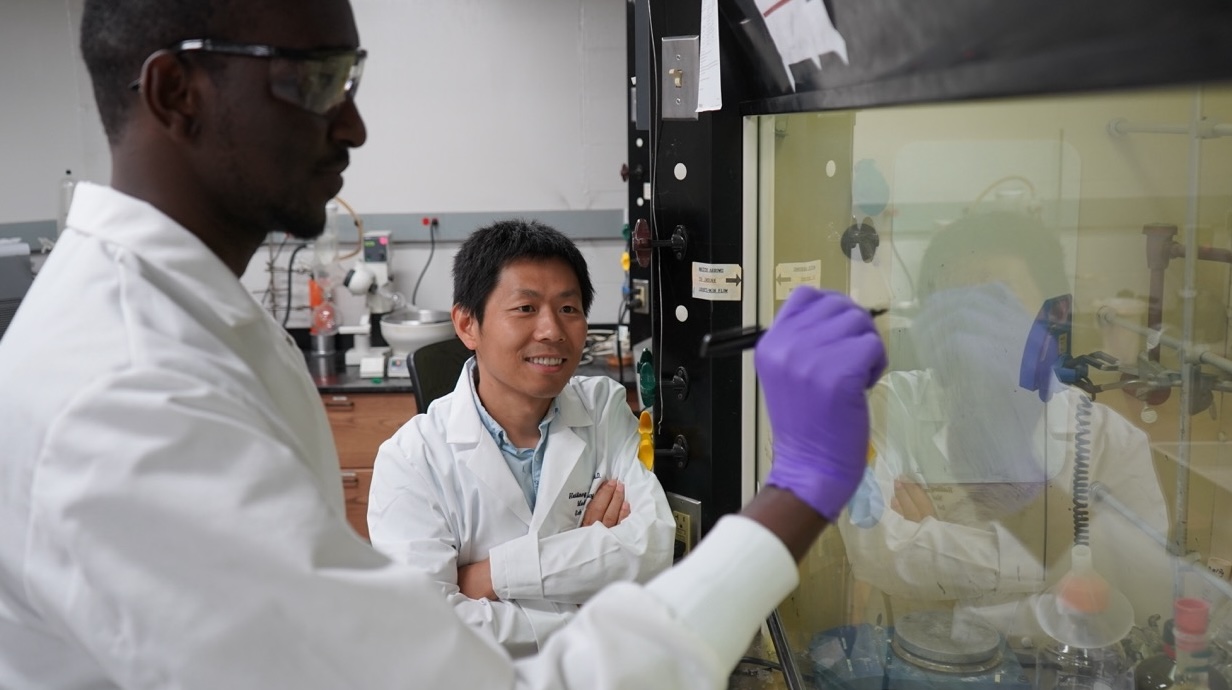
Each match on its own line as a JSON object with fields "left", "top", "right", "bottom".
{"left": 409, "top": 337, "right": 473, "bottom": 414}
{"left": 0, "top": 252, "right": 35, "bottom": 342}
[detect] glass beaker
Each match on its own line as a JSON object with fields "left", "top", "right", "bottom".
{"left": 1036, "top": 639, "right": 1134, "bottom": 690}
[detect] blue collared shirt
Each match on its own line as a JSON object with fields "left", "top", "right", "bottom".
{"left": 467, "top": 359, "right": 559, "bottom": 511}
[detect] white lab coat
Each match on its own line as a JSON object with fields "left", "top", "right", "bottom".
{"left": 838, "top": 369, "right": 1173, "bottom": 636}
{"left": 367, "top": 368, "right": 676, "bottom": 656}
{"left": 0, "top": 184, "right": 798, "bottom": 689}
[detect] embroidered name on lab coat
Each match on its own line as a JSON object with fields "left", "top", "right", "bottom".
{"left": 571, "top": 490, "right": 598, "bottom": 517}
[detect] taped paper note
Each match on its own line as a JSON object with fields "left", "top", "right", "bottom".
{"left": 753, "top": 0, "right": 848, "bottom": 90}
{"left": 692, "top": 262, "right": 742, "bottom": 301}
{"left": 774, "top": 259, "right": 821, "bottom": 300}
{"left": 697, "top": 0, "right": 722, "bottom": 112}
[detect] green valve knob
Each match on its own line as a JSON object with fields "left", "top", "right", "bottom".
{"left": 621, "top": 222, "right": 631, "bottom": 243}
{"left": 637, "top": 348, "right": 656, "bottom": 408}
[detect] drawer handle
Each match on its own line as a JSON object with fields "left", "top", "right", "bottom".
{"left": 325, "top": 399, "right": 355, "bottom": 410}
{"left": 340, "top": 471, "right": 359, "bottom": 488}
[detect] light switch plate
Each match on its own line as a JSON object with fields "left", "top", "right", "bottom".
{"left": 661, "top": 36, "right": 700, "bottom": 121}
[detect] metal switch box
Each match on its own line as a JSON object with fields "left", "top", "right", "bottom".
{"left": 661, "top": 36, "right": 700, "bottom": 121}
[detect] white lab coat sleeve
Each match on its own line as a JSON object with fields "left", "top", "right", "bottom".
{"left": 490, "top": 384, "right": 676, "bottom": 605}
{"left": 28, "top": 369, "right": 801, "bottom": 690}
{"left": 26, "top": 368, "right": 517, "bottom": 690}
{"left": 368, "top": 425, "right": 546, "bottom": 656}
{"left": 513, "top": 516, "right": 800, "bottom": 690}
{"left": 838, "top": 451, "right": 1045, "bottom": 600}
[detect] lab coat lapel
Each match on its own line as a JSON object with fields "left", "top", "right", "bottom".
{"left": 446, "top": 375, "right": 535, "bottom": 526}
{"left": 108, "top": 190, "right": 344, "bottom": 504}
{"left": 530, "top": 384, "right": 591, "bottom": 531}
{"left": 232, "top": 314, "right": 345, "bottom": 505}
{"left": 263, "top": 323, "right": 343, "bottom": 495}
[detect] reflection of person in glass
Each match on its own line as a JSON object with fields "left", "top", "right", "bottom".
{"left": 838, "top": 212, "right": 1172, "bottom": 644}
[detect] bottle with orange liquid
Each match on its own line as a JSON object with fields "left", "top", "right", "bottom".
{"left": 308, "top": 277, "right": 338, "bottom": 356}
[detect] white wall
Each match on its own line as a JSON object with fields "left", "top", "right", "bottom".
{"left": 0, "top": 0, "right": 106, "bottom": 221}
{"left": 346, "top": 0, "right": 628, "bottom": 213}
{"left": 1, "top": 0, "right": 630, "bottom": 321}
{"left": 0, "top": 0, "right": 628, "bottom": 219}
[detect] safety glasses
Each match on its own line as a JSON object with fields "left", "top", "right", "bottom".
{"left": 131, "top": 39, "right": 367, "bottom": 115}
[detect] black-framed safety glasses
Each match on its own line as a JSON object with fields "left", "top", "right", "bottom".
{"left": 131, "top": 39, "right": 367, "bottom": 115}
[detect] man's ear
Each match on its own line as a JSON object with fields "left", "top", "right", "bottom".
{"left": 137, "top": 50, "right": 202, "bottom": 141}
{"left": 452, "top": 305, "right": 479, "bottom": 350}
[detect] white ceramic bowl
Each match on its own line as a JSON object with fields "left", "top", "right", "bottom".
{"left": 380, "top": 310, "right": 455, "bottom": 356}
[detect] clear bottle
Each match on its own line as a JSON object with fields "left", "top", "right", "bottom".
{"left": 308, "top": 277, "right": 338, "bottom": 355}
{"left": 314, "top": 201, "right": 340, "bottom": 268}
{"left": 1138, "top": 620, "right": 1180, "bottom": 690}
{"left": 1209, "top": 598, "right": 1232, "bottom": 685}
{"left": 1174, "top": 598, "right": 1216, "bottom": 690}
{"left": 1134, "top": 619, "right": 1232, "bottom": 690}
{"left": 57, "top": 169, "right": 76, "bottom": 236}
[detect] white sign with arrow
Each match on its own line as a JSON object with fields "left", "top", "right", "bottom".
{"left": 774, "top": 259, "right": 821, "bottom": 300}
{"left": 691, "top": 262, "right": 742, "bottom": 301}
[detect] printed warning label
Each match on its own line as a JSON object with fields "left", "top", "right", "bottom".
{"left": 691, "top": 262, "right": 742, "bottom": 301}
{"left": 774, "top": 260, "right": 821, "bottom": 300}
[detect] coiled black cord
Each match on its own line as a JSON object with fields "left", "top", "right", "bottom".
{"left": 1072, "top": 394, "right": 1094, "bottom": 545}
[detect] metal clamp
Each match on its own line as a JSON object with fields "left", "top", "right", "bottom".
{"left": 654, "top": 435, "right": 689, "bottom": 470}
{"left": 631, "top": 219, "right": 688, "bottom": 268}
{"left": 666, "top": 366, "right": 690, "bottom": 401}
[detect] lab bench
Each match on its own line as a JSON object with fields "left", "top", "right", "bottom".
{"left": 308, "top": 357, "right": 635, "bottom": 395}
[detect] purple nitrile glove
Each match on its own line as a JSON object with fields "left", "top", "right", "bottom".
{"left": 756, "top": 288, "right": 888, "bottom": 521}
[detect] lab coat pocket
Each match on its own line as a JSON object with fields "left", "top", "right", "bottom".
{"left": 570, "top": 475, "right": 606, "bottom": 527}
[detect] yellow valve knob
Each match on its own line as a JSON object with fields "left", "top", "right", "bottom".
{"left": 637, "top": 410, "right": 654, "bottom": 471}
{"left": 621, "top": 251, "right": 631, "bottom": 272}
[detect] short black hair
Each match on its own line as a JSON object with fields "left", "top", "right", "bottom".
{"left": 80, "top": 0, "right": 235, "bottom": 144}
{"left": 453, "top": 219, "right": 594, "bottom": 324}
{"left": 917, "top": 211, "right": 1070, "bottom": 300}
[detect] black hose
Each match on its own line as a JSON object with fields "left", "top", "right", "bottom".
{"left": 411, "top": 219, "right": 437, "bottom": 307}
{"left": 283, "top": 244, "right": 309, "bottom": 328}
{"left": 738, "top": 656, "right": 783, "bottom": 671}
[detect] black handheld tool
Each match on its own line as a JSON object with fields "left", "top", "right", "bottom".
{"left": 699, "top": 308, "right": 887, "bottom": 358}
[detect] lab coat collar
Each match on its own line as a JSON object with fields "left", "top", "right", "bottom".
{"left": 66, "top": 183, "right": 265, "bottom": 328}
{"left": 896, "top": 369, "right": 948, "bottom": 422}
{"left": 445, "top": 365, "right": 594, "bottom": 527}
{"left": 444, "top": 362, "right": 596, "bottom": 445}
{"left": 915, "top": 369, "right": 1071, "bottom": 481}
{"left": 531, "top": 420, "right": 586, "bottom": 529}
{"left": 910, "top": 369, "right": 1077, "bottom": 432}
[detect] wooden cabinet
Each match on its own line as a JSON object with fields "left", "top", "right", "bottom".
{"left": 321, "top": 392, "right": 416, "bottom": 540}
{"left": 340, "top": 468, "right": 374, "bottom": 541}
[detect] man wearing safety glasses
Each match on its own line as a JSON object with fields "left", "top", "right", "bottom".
{"left": 0, "top": 1, "right": 886, "bottom": 688}
{"left": 129, "top": 39, "right": 366, "bottom": 116}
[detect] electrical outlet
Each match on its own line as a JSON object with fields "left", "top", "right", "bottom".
{"left": 666, "top": 492, "right": 701, "bottom": 561}
{"left": 631, "top": 278, "right": 650, "bottom": 314}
